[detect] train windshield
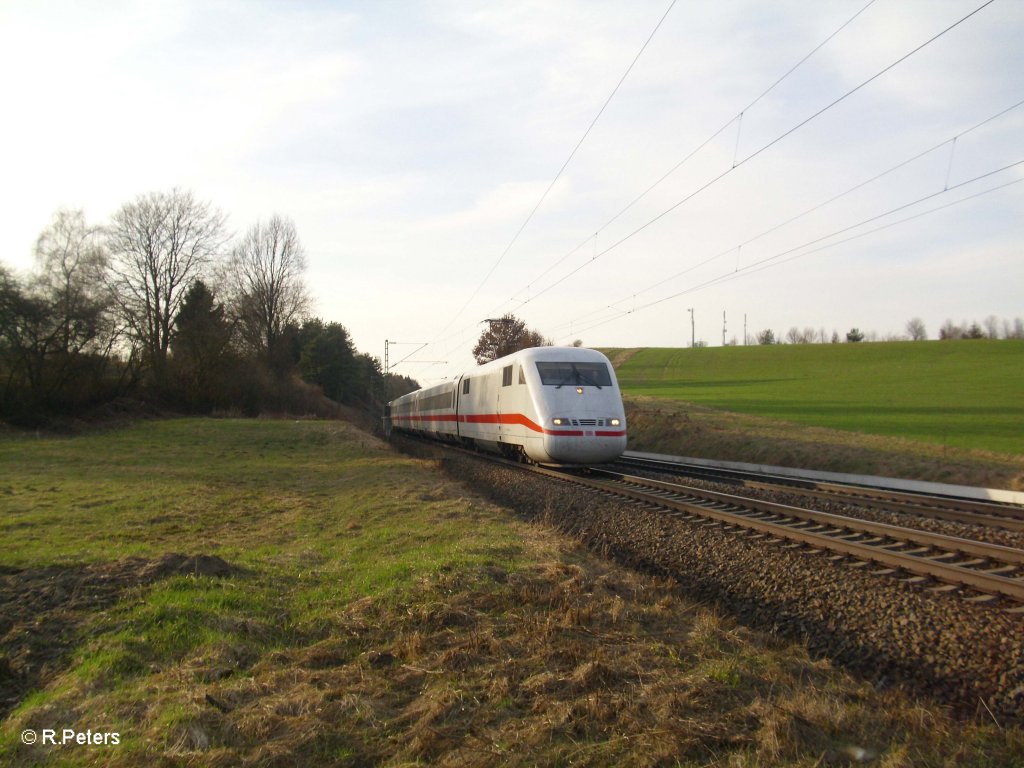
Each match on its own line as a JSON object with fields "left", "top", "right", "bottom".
{"left": 535, "top": 361, "right": 612, "bottom": 389}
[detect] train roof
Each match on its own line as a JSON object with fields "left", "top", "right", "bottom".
{"left": 475, "top": 345, "right": 610, "bottom": 370}
{"left": 387, "top": 346, "right": 612, "bottom": 406}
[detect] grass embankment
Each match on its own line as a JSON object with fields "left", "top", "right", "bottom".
{"left": 606, "top": 341, "right": 1024, "bottom": 489}
{"left": 1, "top": 419, "right": 1021, "bottom": 765}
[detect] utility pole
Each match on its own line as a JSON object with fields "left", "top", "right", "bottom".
{"left": 722, "top": 311, "right": 727, "bottom": 347}
{"left": 687, "top": 308, "right": 694, "bottom": 348}
{"left": 385, "top": 340, "right": 441, "bottom": 375}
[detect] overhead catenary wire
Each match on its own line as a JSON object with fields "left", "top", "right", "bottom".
{"left": 426, "top": 0, "right": 881, "bottom": 364}
{"left": 499, "top": 0, "right": 880, "bottom": 313}
{"left": 410, "top": 0, "right": 1006, "bottom": 384}
{"left": 510, "top": 0, "right": 1000, "bottom": 316}
{"left": 562, "top": 177, "right": 1024, "bottom": 342}
{"left": 422, "top": 0, "right": 679, "bottom": 351}
{"left": 542, "top": 97, "right": 1024, "bottom": 338}
{"left": 553, "top": 162, "right": 1024, "bottom": 342}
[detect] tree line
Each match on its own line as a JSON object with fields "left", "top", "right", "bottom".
{"left": 0, "top": 189, "right": 417, "bottom": 425}
{"left": 751, "top": 316, "right": 1024, "bottom": 346}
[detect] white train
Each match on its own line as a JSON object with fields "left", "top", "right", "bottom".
{"left": 385, "top": 346, "right": 627, "bottom": 465}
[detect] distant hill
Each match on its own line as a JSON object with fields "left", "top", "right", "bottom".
{"left": 603, "top": 340, "right": 1024, "bottom": 455}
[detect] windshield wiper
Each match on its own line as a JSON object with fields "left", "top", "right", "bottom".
{"left": 554, "top": 364, "right": 602, "bottom": 390}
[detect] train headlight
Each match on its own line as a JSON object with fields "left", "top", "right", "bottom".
{"left": 576, "top": 386, "right": 584, "bottom": 394}
{"left": 609, "top": 418, "right": 621, "bottom": 427}
{"left": 552, "top": 417, "right": 567, "bottom": 426}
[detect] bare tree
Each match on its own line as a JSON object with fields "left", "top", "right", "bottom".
{"left": 906, "top": 317, "right": 927, "bottom": 341}
{"left": 107, "top": 189, "right": 228, "bottom": 375}
{"left": 2, "top": 210, "right": 129, "bottom": 415}
{"left": 785, "top": 327, "right": 815, "bottom": 344}
{"left": 939, "top": 319, "right": 962, "bottom": 340}
{"left": 227, "top": 215, "right": 311, "bottom": 358}
{"left": 32, "top": 208, "right": 114, "bottom": 358}
{"left": 472, "top": 314, "right": 550, "bottom": 364}
{"left": 983, "top": 315, "right": 1000, "bottom": 339}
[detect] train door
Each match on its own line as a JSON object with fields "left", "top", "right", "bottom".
{"left": 453, "top": 374, "right": 465, "bottom": 439}
{"left": 498, "top": 363, "right": 514, "bottom": 444}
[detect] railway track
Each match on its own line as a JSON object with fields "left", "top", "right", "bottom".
{"left": 526, "top": 464, "right": 1024, "bottom": 610}
{"left": 396, "top": 435, "right": 1024, "bottom": 609}
{"left": 614, "top": 453, "right": 1024, "bottom": 533}
{"left": 395, "top": 434, "right": 1024, "bottom": 720}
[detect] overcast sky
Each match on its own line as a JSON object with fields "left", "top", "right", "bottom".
{"left": 2, "top": 0, "right": 1021, "bottom": 383}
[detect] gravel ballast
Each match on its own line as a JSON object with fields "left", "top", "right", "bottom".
{"left": 399, "top": 439, "right": 1024, "bottom": 722}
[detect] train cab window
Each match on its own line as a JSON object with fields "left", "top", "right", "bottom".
{"left": 535, "top": 361, "right": 612, "bottom": 388}
{"left": 462, "top": 378, "right": 470, "bottom": 395}
{"left": 519, "top": 366, "right": 526, "bottom": 385}
{"left": 502, "top": 365, "right": 513, "bottom": 387}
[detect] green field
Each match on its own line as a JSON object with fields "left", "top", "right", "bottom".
{"left": 607, "top": 340, "right": 1024, "bottom": 455}
{"left": 3, "top": 419, "right": 1020, "bottom": 765}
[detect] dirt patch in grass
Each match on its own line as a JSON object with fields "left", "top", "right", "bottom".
{"left": 625, "top": 396, "right": 1024, "bottom": 490}
{"left": 0, "top": 554, "right": 243, "bottom": 719}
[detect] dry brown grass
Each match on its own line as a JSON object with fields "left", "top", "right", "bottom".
{"left": 77, "top": 541, "right": 1014, "bottom": 767}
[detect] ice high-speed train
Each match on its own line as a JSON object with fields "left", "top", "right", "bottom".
{"left": 384, "top": 346, "right": 627, "bottom": 465}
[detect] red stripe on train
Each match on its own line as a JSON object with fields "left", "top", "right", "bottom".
{"left": 391, "top": 412, "right": 624, "bottom": 438}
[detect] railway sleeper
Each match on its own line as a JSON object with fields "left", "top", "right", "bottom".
{"left": 881, "top": 541, "right": 915, "bottom": 551}
{"left": 900, "top": 546, "right": 933, "bottom": 556}
{"left": 964, "top": 593, "right": 999, "bottom": 604}
{"left": 979, "top": 564, "right": 1018, "bottom": 574}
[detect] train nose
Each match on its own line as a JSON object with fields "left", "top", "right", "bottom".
{"left": 543, "top": 432, "right": 627, "bottom": 464}
{"left": 540, "top": 421, "right": 626, "bottom": 462}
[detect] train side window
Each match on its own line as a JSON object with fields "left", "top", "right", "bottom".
{"left": 518, "top": 366, "right": 525, "bottom": 385}
{"left": 462, "top": 378, "right": 470, "bottom": 395}
{"left": 502, "top": 365, "right": 513, "bottom": 387}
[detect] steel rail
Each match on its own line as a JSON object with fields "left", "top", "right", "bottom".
{"left": 598, "top": 470, "right": 1024, "bottom": 565}
{"left": 392, "top": 434, "right": 1024, "bottom": 603}
{"left": 614, "top": 455, "right": 1024, "bottom": 531}
{"left": 527, "top": 465, "right": 1024, "bottom": 604}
